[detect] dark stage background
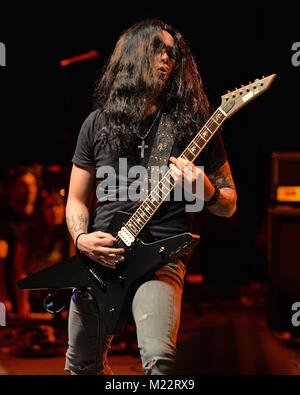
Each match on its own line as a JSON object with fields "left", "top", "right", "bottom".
{"left": 0, "top": 1, "right": 299, "bottom": 298}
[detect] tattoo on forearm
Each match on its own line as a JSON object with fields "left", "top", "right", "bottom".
{"left": 66, "top": 214, "right": 89, "bottom": 234}
{"left": 207, "top": 162, "right": 237, "bottom": 217}
{"left": 208, "top": 164, "right": 235, "bottom": 190}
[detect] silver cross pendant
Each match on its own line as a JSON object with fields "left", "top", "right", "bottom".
{"left": 138, "top": 140, "right": 148, "bottom": 159}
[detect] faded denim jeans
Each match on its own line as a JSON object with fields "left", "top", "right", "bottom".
{"left": 65, "top": 258, "right": 186, "bottom": 375}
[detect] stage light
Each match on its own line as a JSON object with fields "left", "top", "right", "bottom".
{"left": 59, "top": 49, "right": 99, "bottom": 67}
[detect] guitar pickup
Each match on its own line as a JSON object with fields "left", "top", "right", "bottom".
{"left": 118, "top": 226, "right": 135, "bottom": 247}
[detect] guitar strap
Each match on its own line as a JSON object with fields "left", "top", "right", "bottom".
{"left": 143, "top": 112, "right": 175, "bottom": 194}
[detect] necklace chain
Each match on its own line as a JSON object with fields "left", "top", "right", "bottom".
{"left": 136, "top": 109, "right": 161, "bottom": 140}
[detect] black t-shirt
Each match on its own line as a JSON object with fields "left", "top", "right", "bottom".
{"left": 72, "top": 108, "right": 227, "bottom": 240}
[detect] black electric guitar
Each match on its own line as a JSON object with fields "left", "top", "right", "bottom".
{"left": 18, "top": 74, "right": 276, "bottom": 334}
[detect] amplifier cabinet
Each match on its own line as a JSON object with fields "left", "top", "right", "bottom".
{"left": 270, "top": 151, "right": 300, "bottom": 201}
{"left": 267, "top": 205, "right": 300, "bottom": 333}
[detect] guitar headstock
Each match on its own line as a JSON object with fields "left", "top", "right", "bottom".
{"left": 220, "top": 74, "right": 276, "bottom": 118}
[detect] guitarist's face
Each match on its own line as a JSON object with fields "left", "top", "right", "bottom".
{"left": 142, "top": 30, "right": 175, "bottom": 96}
{"left": 152, "top": 30, "right": 175, "bottom": 83}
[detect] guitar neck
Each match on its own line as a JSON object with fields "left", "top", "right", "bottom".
{"left": 181, "top": 108, "right": 226, "bottom": 161}
{"left": 124, "top": 107, "right": 227, "bottom": 238}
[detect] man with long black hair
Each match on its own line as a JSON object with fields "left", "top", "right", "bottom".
{"left": 65, "top": 19, "right": 237, "bottom": 375}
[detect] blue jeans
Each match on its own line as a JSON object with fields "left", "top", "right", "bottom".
{"left": 65, "top": 258, "right": 186, "bottom": 375}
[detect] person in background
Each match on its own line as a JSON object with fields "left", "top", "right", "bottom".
{"left": 0, "top": 166, "right": 39, "bottom": 317}
{"left": 29, "top": 190, "right": 74, "bottom": 275}
{"left": 26, "top": 190, "right": 75, "bottom": 313}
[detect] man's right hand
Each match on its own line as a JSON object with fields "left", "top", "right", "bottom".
{"left": 76, "top": 231, "right": 125, "bottom": 269}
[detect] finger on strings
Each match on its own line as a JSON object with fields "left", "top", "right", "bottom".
{"left": 99, "top": 246, "right": 125, "bottom": 255}
{"left": 94, "top": 231, "right": 117, "bottom": 241}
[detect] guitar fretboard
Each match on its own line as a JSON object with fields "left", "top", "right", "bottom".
{"left": 125, "top": 108, "right": 226, "bottom": 237}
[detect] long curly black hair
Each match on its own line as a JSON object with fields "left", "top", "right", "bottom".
{"left": 93, "top": 19, "right": 211, "bottom": 158}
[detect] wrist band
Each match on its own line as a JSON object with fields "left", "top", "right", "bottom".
{"left": 75, "top": 232, "right": 87, "bottom": 250}
{"left": 206, "top": 184, "right": 221, "bottom": 207}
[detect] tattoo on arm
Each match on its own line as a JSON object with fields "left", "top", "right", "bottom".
{"left": 208, "top": 162, "right": 235, "bottom": 190}
{"left": 66, "top": 214, "right": 89, "bottom": 236}
{"left": 207, "top": 161, "right": 237, "bottom": 217}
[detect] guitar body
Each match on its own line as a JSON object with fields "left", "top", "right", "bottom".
{"left": 18, "top": 211, "right": 199, "bottom": 334}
